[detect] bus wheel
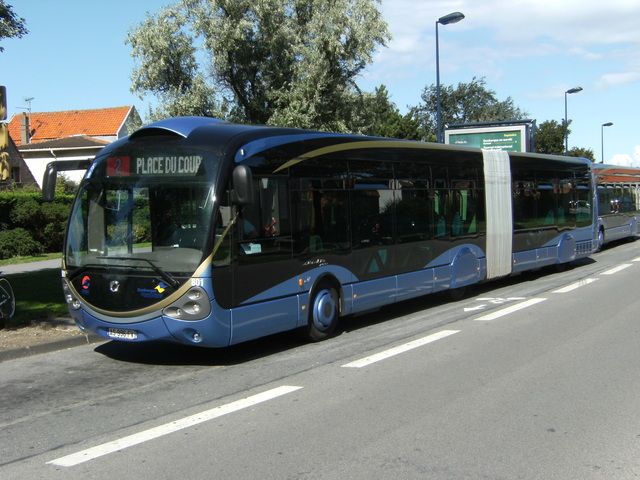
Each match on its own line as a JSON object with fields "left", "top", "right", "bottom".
{"left": 597, "top": 228, "right": 605, "bottom": 251}
{"left": 307, "top": 283, "right": 339, "bottom": 341}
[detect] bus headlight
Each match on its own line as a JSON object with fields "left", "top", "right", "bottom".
{"left": 163, "top": 286, "right": 211, "bottom": 321}
{"left": 62, "top": 280, "right": 82, "bottom": 310}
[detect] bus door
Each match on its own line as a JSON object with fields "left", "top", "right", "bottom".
{"left": 349, "top": 159, "right": 396, "bottom": 310}
{"left": 230, "top": 175, "right": 297, "bottom": 343}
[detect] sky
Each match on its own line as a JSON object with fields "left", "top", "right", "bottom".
{"left": 1, "top": 0, "right": 639, "bottom": 165}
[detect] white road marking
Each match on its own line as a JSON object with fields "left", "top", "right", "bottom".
{"left": 632, "top": 257, "right": 640, "bottom": 262}
{"left": 602, "top": 264, "right": 632, "bottom": 275}
{"left": 476, "top": 297, "right": 526, "bottom": 303}
{"left": 48, "top": 385, "right": 303, "bottom": 467}
{"left": 464, "top": 296, "right": 527, "bottom": 312}
{"left": 553, "top": 277, "right": 599, "bottom": 293}
{"left": 464, "top": 305, "right": 486, "bottom": 312}
{"left": 342, "top": 330, "right": 460, "bottom": 368}
{"left": 474, "top": 298, "right": 547, "bottom": 321}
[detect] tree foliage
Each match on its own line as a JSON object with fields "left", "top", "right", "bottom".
{"left": 0, "top": 1, "right": 28, "bottom": 52}
{"left": 127, "top": 6, "right": 223, "bottom": 119}
{"left": 533, "top": 120, "right": 594, "bottom": 160}
{"left": 411, "top": 77, "right": 527, "bottom": 141}
{"left": 567, "top": 146, "right": 595, "bottom": 161}
{"left": 535, "top": 119, "right": 567, "bottom": 155}
{"left": 352, "top": 85, "right": 421, "bottom": 139}
{"left": 128, "top": 0, "right": 390, "bottom": 130}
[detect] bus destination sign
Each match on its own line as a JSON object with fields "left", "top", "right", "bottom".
{"left": 107, "top": 155, "right": 203, "bottom": 177}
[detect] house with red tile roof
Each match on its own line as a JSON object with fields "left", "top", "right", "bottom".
{"left": 8, "top": 106, "right": 139, "bottom": 146}
{"left": 7, "top": 106, "right": 141, "bottom": 188}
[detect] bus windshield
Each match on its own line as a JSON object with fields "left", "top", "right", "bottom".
{"left": 65, "top": 147, "right": 219, "bottom": 280}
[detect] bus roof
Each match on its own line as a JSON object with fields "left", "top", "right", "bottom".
{"left": 124, "top": 116, "right": 592, "bottom": 169}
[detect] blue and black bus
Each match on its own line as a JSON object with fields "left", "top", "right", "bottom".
{"left": 45, "top": 117, "right": 597, "bottom": 348}
{"left": 592, "top": 163, "right": 640, "bottom": 249}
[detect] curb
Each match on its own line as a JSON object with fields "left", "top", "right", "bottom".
{"left": 0, "top": 333, "right": 105, "bottom": 363}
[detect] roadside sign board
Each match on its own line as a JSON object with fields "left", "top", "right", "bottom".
{"left": 445, "top": 124, "right": 528, "bottom": 152}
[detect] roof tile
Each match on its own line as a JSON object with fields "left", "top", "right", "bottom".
{"left": 7, "top": 106, "right": 132, "bottom": 146}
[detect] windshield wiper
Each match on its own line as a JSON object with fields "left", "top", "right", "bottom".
{"left": 67, "top": 263, "right": 108, "bottom": 283}
{"left": 97, "top": 256, "right": 181, "bottom": 288}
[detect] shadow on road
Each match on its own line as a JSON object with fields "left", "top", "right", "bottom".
{"left": 93, "top": 256, "right": 597, "bottom": 366}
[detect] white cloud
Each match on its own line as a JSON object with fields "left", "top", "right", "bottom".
{"left": 596, "top": 72, "right": 640, "bottom": 88}
{"left": 608, "top": 146, "right": 640, "bottom": 167}
{"left": 379, "top": 0, "right": 640, "bottom": 63}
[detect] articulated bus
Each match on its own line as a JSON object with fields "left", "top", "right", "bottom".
{"left": 45, "top": 117, "right": 597, "bottom": 348}
{"left": 592, "top": 163, "right": 640, "bottom": 249}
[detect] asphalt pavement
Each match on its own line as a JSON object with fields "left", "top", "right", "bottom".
{"left": 0, "top": 258, "right": 62, "bottom": 275}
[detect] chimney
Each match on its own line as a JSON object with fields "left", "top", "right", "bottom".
{"left": 20, "top": 112, "right": 30, "bottom": 144}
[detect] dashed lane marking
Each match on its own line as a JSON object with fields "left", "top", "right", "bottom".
{"left": 553, "top": 277, "right": 599, "bottom": 293}
{"left": 474, "top": 298, "right": 547, "bottom": 321}
{"left": 602, "top": 264, "right": 632, "bottom": 275}
{"left": 342, "top": 330, "right": 460, "bottom": 368}
{"left": 48, "top": 385, "right": 303, "bottom": 467}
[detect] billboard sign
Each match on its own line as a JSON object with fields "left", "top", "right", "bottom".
{"left": 445, "top": 124, "right": 528, "bottom": 152}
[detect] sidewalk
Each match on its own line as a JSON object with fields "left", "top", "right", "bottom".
{"left": 0, "top": 258, "right": 62, "bottom": 275}
{"left": 0, "top": 317, "right": 103, "bottom": 362}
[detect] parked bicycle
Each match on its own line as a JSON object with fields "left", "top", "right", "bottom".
{"left": 0, "top": 273, "right": 15, "bottom": 326}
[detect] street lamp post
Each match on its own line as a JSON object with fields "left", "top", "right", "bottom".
{"left": 435, "top": 11, "right": 465, "bottom": 143}
{"left": 601, "top": 122, "right": 613, "bottom": 163}
{"left": 564, "top": 86, "right": 583, "bottom": 153}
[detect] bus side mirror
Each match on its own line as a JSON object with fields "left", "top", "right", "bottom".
{"left": 43, "top": 162, "right": 58, "bottom": 202}
{"left": 232, "top": 165, "right": 254, "bottom": 206}
{"left": 42, "top": 159, "right": 92, "bottom": 201}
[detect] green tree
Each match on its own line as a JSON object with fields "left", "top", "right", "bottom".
{"left": 535, "top": 119, "right": 567, "bottom": 155}
{"left": 352, "top": 85, "right": 421, "bottom": 139}
{"left": 0, "top": 1, "right": 28, "bottom": 52}
{"left": 411, "top": 77, "right": 527, "bottom": 141}
{"left": 535, "top": 120, "right": 595, "bottom": 159}
{"left": 128, "top": 0, "right": 390, "bottom": 130}
{"left": 567, "top": 146, "right": 595, "bottom": 161}
{"left": 127, "top": 6, "right": 224, "bottom": 119}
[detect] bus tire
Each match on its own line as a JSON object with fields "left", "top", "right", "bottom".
{"left": 448, "top": 286, "right": 467, "bottom": 301}
{"left": 306, "top": 282, "right": 340, "bottom": 341}
{"left": 597, "top": 228, "right": 605, "bottom": 251}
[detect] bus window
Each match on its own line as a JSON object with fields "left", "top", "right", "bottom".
{"left": 292, "top": 188, "right": 349, "bottom": 255}
{"left": 513, "top": 180, "right": 537, "bottom": 229}
{"left": 350, "top": 159, "right": 394, "bottom": 248}
{"left": 537, "top": 180, "right": 556, "bottom": 226}
{"left": 105, "top": 188, "right": 134, "bottom": 253}
{"left": 573, "top": 180, "right": 592, "bottom": 227}
{"left": 557, "top": 179, "right": 572, "bottom": 228}
{"left": 432, "top": 186, "right": 449, "bottom": 238}
{"left": 150, "top": 186, "right": 209, "bottom": 250}
{"left": 451, "top": 180, "right": 480, "bottom": 236}
{"left": 394, "top": 185, "right": 430, "bottom": 243}
{"left": 238, "top": 176, "right": 291, "bottom": 259}
{"left": 212, "top": 190, "right": 231, "bottom": 267}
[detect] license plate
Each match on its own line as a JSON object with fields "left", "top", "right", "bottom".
{"left": 107, "top": 328, "right": 138, "bottom": 340}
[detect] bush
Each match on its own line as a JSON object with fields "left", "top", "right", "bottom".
{"left": 40, "top": 202, "right": 70, "bottom": 251}
{"left": 0, "top": 191, "right": 74, "bottom": 256}
{"left": 0, "top": 228, "right": 44, "bottom": 259}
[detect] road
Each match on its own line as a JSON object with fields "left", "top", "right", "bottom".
{"left": 1, "top": 240, "right": 640, "bottom": 479}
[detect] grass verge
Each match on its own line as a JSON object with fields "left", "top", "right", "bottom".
{"left": 3, "top": 268, "right": 68, "bottom": 329}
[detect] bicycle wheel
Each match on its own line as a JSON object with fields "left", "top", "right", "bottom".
{"left": 0, "top": 278, "right": 16, "bottom": 320}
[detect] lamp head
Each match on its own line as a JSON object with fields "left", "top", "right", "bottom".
{"left": 566, "top": 86, "right": 583, "bottom": 94}
{"left": 438, "top": 12, "right": 465, "bottom": 25}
